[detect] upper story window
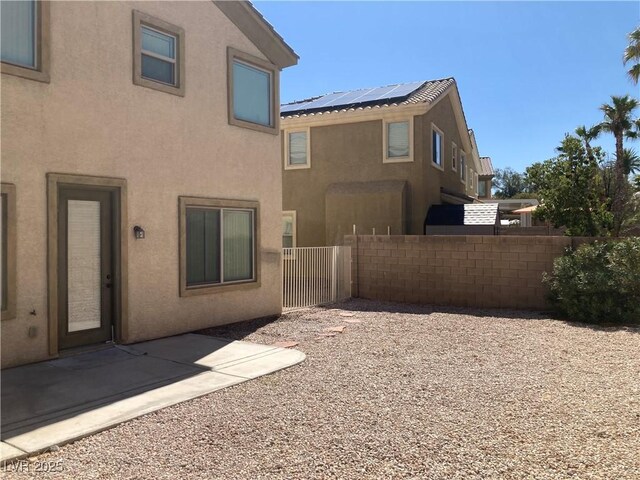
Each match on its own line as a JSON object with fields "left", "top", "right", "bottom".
{"left": 142, "top": 27, "right": 176, "bottom": 85}
{"left": 460, "top": 152, "right": 467, "bottom": 181}
{"left": 469, "top": 169, "right": 474, "bottom": 190}
{"left": 431, "top": 124, "right": 444, "bottom": 169}
{"left": 451, "top": 142, "right": 458, "bottom": 171}
{"left": 384, "top": 120, "right": 412, "bottom": 163}
{"left": 133, "top": 11, "right": 185, "bottom": 96}
{"left": 228, "top": 48, "right": 278, "bottom": 135}
{"left": 478, "top": 179, "right": 487, "bottom": 197}
{"left": 0, "top": 0, "right": 49, "bottom": 82}
{"left": 284, "top": 128, "right": 310, "bottom": 169}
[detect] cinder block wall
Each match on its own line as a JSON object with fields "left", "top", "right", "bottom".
{"left": 344, "top": 235, "right": 599, "bottom": 310}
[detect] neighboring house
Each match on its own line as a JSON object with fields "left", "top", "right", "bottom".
{"left": 1, "top": 1, "right": 297, "bottom": 368}
{"left": 477, "top": 157, "right": 495, "bottom": 199}
{"left": 280, "top": 79, "right": 489, "bottom": 247}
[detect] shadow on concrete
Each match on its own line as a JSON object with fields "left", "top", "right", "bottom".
{"left": 1, "top": 343, "right": 209, "bottom": 441}
{"left": 1, "top": 333, "right": 305, "bottom": 462}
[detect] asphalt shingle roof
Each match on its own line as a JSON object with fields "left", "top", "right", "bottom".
{"left": 281, "top": 78, "right": 455, "bottom": 118}
{"left": 425, "top": 203, "right": 499, "bottom": 226}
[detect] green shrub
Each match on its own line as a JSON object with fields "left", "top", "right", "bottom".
{"left": 543, "top": 238, "right": 640, "bottom": 325}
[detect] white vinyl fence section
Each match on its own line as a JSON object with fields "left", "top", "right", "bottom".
{"left": 283, "top": 246, "right": 351, "bottom": 311}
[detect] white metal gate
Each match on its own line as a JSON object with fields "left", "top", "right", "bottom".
{"left": 283, "top": 246, "right": 351, "bottom": 311}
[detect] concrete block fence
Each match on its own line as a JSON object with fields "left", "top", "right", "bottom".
{"left": 343, "top": 235, "right": 600, "bottom": 310}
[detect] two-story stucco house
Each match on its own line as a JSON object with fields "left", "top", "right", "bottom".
{"left": 280, "top": 79, "right": 489, "bottom": 247}
{"left": 1, "top": 1, "right": 297, "bottom": 368}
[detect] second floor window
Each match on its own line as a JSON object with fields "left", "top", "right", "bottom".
{"left": 1, "top": 0, "right": 48, "bottom": 82}
{"left": 233, "top": 60, "right": 272, "bottom": 127}
{"left": 228, "top": 48, "right": 278, "bottom": 134}
{"left": 133, "top": 11, "right": 184, "bottom": 96}
{"left": 478, "top": 179, "right": 486, "bottom": 197}
{"left": 286, "top": 130, "right": 309, "bottom": 168}
{"left": 1, "top": 0, "right": 36, "bottom": 68}
{"left": 452, "top": 143, "right": 458, "bottom": 171}
{"left": 432, "top": 125, "right": 443, "bottom": 167}
{"left": 460, "top": 152, "right": 466, "bottom": 181}
{"left": 141, "top": 26, "right": 176, "bottom": 86}
{"left": 387, "top": 121, "right": 410, "bottom": 159}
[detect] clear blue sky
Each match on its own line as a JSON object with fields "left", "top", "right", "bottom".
{"left": 255, "top": 1, "right": 639, "bottom": 173}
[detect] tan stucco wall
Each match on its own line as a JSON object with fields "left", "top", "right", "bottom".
{"left": 1, "top": 1, "right": 284, "bottom": 368}
{"left": 419, "top": 95, "right": 471, "bottom": 206}
{"left": 282, "top": 93, "right": 471, "bottom": 246}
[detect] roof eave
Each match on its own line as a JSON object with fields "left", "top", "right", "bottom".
{"left": 281, "top": 102, "right": 430, "bottom": 127}
{"left": 214, "top": 1, "right": 299, "bottom": 69}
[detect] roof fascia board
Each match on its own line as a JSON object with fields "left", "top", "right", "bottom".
{"left": 281, "top": 103, "right": 429, "bottom": 128}
{"left": 213, "top": 1, "right": 298, "bottom": 69}
{"left": 446, "top": 85, "right": 476, "bottom": 167}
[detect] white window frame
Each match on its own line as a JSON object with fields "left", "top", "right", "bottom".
{"left": 460, "top": 151, "right": 467, "bottom": 183}
{"left": 282, "top": 210, "right": 297, "bottom": 249}
{"left": 284, "top": 127, "right": 311, "bottom": 170}
{"left": 431, "top": 123, "right": 444, "bottom": 170}
{"left": 451, "top": 142, "right": 458, "bottom": 172}
{"left": 140, "top": 25, "right": 177, "bottom": 86}
{"left": 383, "top": 117, "right": 414, "bottom": 163}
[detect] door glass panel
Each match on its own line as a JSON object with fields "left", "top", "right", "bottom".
{"left": 67, "top": 200, "right": 101, "bottom": 332}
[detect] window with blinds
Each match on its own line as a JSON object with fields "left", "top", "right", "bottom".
{"left": 387, "top": 121, "right": 409, "bottom": 158}
{"left": 186, "top": 207, "right": 254, "bottom": 286}
{"left": 288, "top": 131, "right": 308, "bottom": 166}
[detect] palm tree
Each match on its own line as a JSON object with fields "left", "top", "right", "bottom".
{"left": 619, "top": 147, "right": 640, "bottom": 175}
{"left": 624, "top": 27, "right": 640, "bottom": 84}
{"left": 575, "top": 124, "right": 600, "bottom": 162}
{"left": 600, "top": 95, "right": 639, "bottom": 235}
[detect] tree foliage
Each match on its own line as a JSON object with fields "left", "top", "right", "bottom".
{"left": 491, "top": 167, "right": 531, "bottom": 199}
{"left": 623, "top": 26, "right": 640, "bottom": 85}
{"left": 543, "top": 238, "right": 640, "bottom": 325}
{"left": 526, "top": 135, "right": 613, "bottom": 236}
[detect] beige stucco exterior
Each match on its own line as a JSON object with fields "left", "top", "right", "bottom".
{"left": 1, "top": 1, "right": 296, "bottom": 368}
{"left": 282, "top": 91, "right": 480, "bottom": 247}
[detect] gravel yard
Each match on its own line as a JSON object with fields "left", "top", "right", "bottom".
{"left": 4, "top": 299, "right": 640, "bottom": 479}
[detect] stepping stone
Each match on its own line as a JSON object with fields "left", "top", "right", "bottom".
{"left": 339, "top": 312, "right": 355, "bottom": 317}
{"left": 326, "top": 326, "right": 346, "bottom": 333}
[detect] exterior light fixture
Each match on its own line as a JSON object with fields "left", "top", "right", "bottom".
{"left": 133, "top": 226, "right": 145, "bottom": 239}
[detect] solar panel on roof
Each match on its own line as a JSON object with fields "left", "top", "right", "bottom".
{"left": 281, "top": 81, "right": 426, "bottom": 114}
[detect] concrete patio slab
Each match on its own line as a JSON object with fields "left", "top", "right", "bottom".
{"left": 1, "top": 334, "right": 305, "bottom": 463}
{"left": 0, "top": 442, "right": 26, "bottom": 463}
